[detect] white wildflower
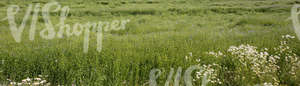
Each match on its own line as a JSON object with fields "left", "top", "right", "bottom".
{"left": 196, "top": 59, "right": 201, "bottom": 62}
{"left": 10, "top": 82, "right": 16, "bottom": 85}
{"left": 263, "top": 82, "right": 274, "bottom": 86}
{"left": 17, "top": 83, "right": 22, "bottom": 86}
{"left": 40, "top": 80, "right": 47, "bottom": 84}
{"left": 33, "top": 82, "right": 40, "bottom": 85}
{"left": 34, "top": 78, "right": 42, "bottom": 81}
{"left": 26, "top": 77, "right": 31, "bottom": 82}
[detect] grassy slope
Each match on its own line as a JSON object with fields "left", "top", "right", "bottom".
{"left": 0, "top": 0, "right": 300, "bottom": 85}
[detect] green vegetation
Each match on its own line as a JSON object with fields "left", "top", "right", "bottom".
{"left": 0, "top": 0, "right": 299, "bottom": 85}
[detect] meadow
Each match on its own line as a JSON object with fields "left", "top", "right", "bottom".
{"left": 0, "top": 0, "right": 300, "bottom": 85}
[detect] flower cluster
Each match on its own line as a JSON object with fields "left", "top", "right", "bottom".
{"left": 195, "top": 63, "right": 222, "bottom": 84}
{"left": 275, "top": 35, "right": 300, "bottom": 78}
{"left": 227, "top": 44, "right": 280, "bottom": 85}
{"left": 199, "top": 35, "right": 300, "bottom": 85}
{"left": 7, "top": 75, "right": 50, "bottom": 86}
{"left": 229, "top": 44, "right": 279, "bottom": 74}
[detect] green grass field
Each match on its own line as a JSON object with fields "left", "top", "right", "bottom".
{"left": 0, "top": 0, "right": 300, "bottom": 85}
